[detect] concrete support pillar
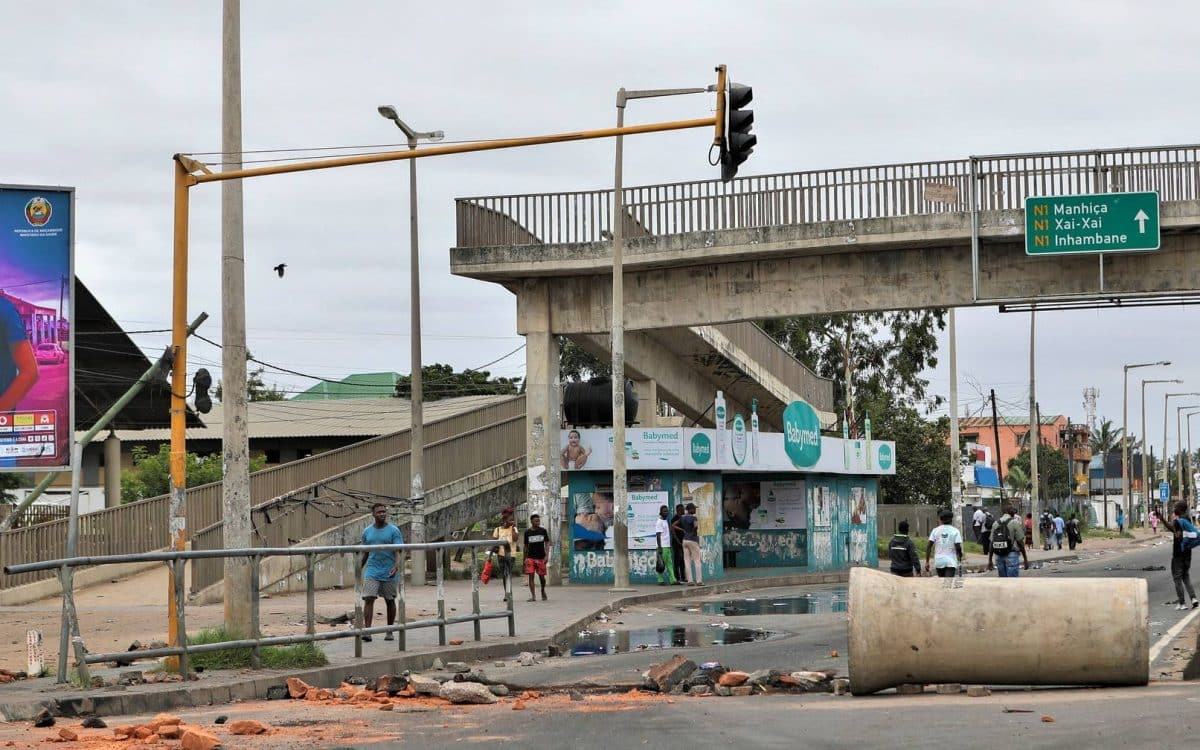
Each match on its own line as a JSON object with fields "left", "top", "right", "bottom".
{"left": 632, "top": 379, "right": 657, "bottom": 427}
{"left": 103, "top": 432, "right": 121, "bottom": 508}
{"left": 521, "top": 281, "right": 562, "bottom": 585}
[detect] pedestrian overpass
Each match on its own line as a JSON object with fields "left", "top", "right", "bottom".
{"left": 449, "top": 142, "right": 1200, "bottom": 577}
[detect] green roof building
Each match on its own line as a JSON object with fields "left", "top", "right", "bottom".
{"left": 291, "top": 372, "right": 401, "bottom": 401}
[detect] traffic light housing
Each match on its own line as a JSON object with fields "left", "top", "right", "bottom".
{"left": 193, "top": 368, "right": 213, "bottom": 414}
{"left": 721, "top": 82, "right": 755, "bottom": 182}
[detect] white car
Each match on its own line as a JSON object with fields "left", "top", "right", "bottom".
{"left": 34, "top": 342, "right": 65, "bottom": 365}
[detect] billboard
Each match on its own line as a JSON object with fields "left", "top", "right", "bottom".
{"left": 0, "top": 185, "right": 73, "bottom": 471}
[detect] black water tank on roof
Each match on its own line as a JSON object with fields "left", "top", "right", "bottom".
{"left": 563, "top": 377, "right": 638, "bottom": 427}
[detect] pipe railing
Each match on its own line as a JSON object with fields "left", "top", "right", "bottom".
{"left": 455, "top": 143, "right": 1200, "bottom": 248}
{"left": 6, "top": 539, "right": 515, "bottom": 685}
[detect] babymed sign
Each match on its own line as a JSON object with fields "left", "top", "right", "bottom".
{"left": 782, "top": 400, "right": 821, "bottom": 468}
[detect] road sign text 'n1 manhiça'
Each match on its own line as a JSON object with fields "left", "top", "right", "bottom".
{"left": 1025, "top": 191, "right": 1160, "bottom": 255}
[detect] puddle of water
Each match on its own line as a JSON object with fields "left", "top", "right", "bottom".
{"left": 569, "top": 625, "right": 776, "bottom": 656}
{"left": 684, "top": 589, "right": 849, "bottom": 616}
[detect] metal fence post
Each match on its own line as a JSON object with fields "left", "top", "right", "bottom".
{"left": 305, "top": 554, "right": 315, "bottom": 637}
{"left": 435, "top": 549, "right": 446, "bottom": 646}
{"left": 173, "top": 557, "right": 189, "bottom": 679}
{"left": 397, "top": 549, "right": 406, "bottom": 652}
{"left": 56, "top": 565, "right": 70, "bottom": 684}
{"left": 249, "top": 554, "right": 261, "bottom": 669}
{"left": 353, "top": 557, "right": 363, "bottom": 659}
{"left": 506, "top": 555, "right": 515, "bottom": 638}
{"left": 470, "top": 547, "right": 481, "bottom": 642}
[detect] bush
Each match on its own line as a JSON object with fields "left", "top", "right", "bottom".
{"left": 183, "top": 626, "right": 327, "bottom": 671}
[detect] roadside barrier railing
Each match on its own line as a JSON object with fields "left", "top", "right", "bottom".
{"left": 4, "top": 539, "right": 515, "bottom": 685}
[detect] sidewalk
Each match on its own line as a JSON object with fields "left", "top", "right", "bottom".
{"left": 0, "top": 566, "right": 847, "bottom": 721}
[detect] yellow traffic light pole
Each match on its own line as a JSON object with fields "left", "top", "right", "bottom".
{"left": 166, "top": 69, "right": 729, "bottom": 662}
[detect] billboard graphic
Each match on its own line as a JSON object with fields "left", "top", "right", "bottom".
{"left": 0, "top": 186, "right": 73, "bottom": 471}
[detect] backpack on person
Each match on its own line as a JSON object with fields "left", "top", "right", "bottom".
{"left": 1179, "top": 517, "right": 1200, "bottom": 551}
{"left": 990, "top": 516, "right": 1015, "bottom": 553}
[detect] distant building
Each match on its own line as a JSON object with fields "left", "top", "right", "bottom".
{"left": 291, "top": 372, "right": 400, "bottom": 401}
{"left": 0, "top": 289, "right": 62, "bottom": 345}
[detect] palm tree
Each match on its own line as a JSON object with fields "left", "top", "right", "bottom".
{"left": 1005, "top": 464, "right": 1031, "bottom": 505}
{"left": 1090, "top": 419, "right": 1124, "bottom": 528}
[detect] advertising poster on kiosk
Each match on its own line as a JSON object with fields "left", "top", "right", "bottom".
{"left": 0, "top": 186, "right": 73, "bottom": 471}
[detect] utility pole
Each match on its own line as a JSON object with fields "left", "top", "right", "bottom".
{"left": 219, "top": 0, "right": 253, "bottom": 636}
{"left": 1029, "top": 311, "right": 1040, "bottom": 527}
{"left": 991, "top": 389, "right": 1006, "bottom": 505}
{"left": 948, "top": 308, "right": 961, "bottom": 528}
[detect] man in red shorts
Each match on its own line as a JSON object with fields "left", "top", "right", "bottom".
{"left": 523, "top": 513, "right": 550, "bottom": 602}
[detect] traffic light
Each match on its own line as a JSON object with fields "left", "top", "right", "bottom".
{"left": 193, "top": 368, "right": 213, "bottom": 414}
{"left": 721, "top": 82, "right": 755, "bottom": 182}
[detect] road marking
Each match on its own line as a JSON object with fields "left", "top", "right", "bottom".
{"left": 1149, "top": 607, "right": 1200, "bottom": 664}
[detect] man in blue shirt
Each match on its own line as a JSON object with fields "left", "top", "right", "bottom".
{"left": 360, "top": 503, "right": 403, "bottom": 642}
{"left": 0, "top": 297, "right": 38, "bottom": 412}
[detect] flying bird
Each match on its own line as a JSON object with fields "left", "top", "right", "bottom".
{"left": 273, "top": 263, "right": 287, "bottom": 278}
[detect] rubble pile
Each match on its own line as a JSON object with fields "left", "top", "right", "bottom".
{"left": 638, "top": 656, "right": 843, "bottom": 697}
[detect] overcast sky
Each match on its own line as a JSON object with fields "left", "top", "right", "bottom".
{"left": 2, "top": 1, "right": 1198, "bottom": 454}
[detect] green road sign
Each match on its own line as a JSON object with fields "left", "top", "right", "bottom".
{"left": 1025, "top": 191, "right": 1160, "bottom": 255}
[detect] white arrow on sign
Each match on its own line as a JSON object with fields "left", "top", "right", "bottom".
{"left": 1134, "top": 209, "right": 1149, "bottom": 233}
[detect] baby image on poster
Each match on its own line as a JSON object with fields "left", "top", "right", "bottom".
{"left": 850, "top": 487, "right": 867, "bottom": 524}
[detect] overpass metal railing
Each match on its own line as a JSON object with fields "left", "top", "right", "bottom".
{"left": 0, "top": 395, "right": 525, "bottom": 591}
{"left": 454, "top": 144, "right": 1200, "bottom": 248}
{"left": 187, "top": 407, "right": 527, "bottom": 595}
{"left": 5, "top": 540, "right": 515, "bottom": 685}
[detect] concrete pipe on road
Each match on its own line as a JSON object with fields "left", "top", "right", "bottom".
{"left": 847, "top": 567, "right": 1148, "bottom": 695}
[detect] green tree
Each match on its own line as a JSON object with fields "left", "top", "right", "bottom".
{"left": 1007, "top": 444, "right": 1071, "bottom": 505}
{"left": 0, "top": 474, "right": 19, "bottom": 503}
{"left": 860, "top": 392, "right": 950, "bottom": 505}
{"left": 121, "top": 445, "right": 266, "bottom": 504}
{"left": 759, "top": 310, "right": 946, "bottom": 423}
{"left": 1089, "top": 418, "right": 1123, "bottom": 524}
{"left": 215, "top": 350, "right": 288, "bottom": 402}
{"left": 395, "top": 363, "right": 521, "bottom": 401}
{"left": 559, "top": 338, "right": 609, "bottom": 382}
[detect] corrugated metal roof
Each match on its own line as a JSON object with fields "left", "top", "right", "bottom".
{"left": 291, "top": 372, "right": 401, "bottom": 401}
{"left": 84, "top": 394, "right": 516, "bottom": 442}
{"left": 959, "top": 415, "right": 1064, "bottom": 428}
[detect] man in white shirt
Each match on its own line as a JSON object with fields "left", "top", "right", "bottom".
{"left": 971, "top": 507, "right": 986, "bottom": 544}
{"left": 655, "top": 505, "right": 675, "bottom": 585}
{"left": 925, "top": 508, "right": 963, "bottom": 578}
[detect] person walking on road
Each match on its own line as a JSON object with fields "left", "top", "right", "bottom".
{"left": 888, "top": 520, "right": 922, "bottom": 577}
{"left": 359, "top": 503, "right": 403, "bottom": 642}
{"left": 676, "top": 503, "right": 703, "bottom": 586}
{"left": 669, "top": 503, "right": 686, "bottom": 585}
{"left": 1117, "top": 508, "right": 1126, "bottom": 534}
{"left": 654, "top": 505, "right": 676, "bottom": 586}
{"left": 493, "top": 513, "right": 520, "bottom": 601}
{"left": 1053, "top": 511, "right": 1065, "bottom": 550}
{"left": 1151, "top": 509, "right": 1160, "bottom": 535}
{"left": 972, "top": 506, "right": 986, "bottom": 545}
{"left": 988, "top": 505, "right": 1030, "bottom": 577}
{"left": 523, "top": 513, "right": 550, "bottom": 602}
{"left": 1024, "top": 512, "right": 1035, "bottom": 550}
{"left": 1067, "top": 514, "right": 1082, "bottom": 551}
{"left": 1168, "top": 502, "right": 1198, "bottom": 611}
{"left": 924, "top": 508, "right": 963, "bottom": 578}
{"left": 981, "top": 510, "right": 995, "bottom": 557}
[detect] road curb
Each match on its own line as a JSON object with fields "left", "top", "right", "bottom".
{"left": 0, "top": 570, "right": 849, "bottom": 721}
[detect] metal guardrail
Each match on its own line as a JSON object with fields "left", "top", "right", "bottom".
{"left": 454, "top": 144, "right": 1200, "bottom": 248}
{"left": 0, "top": 396, "right": 526, "bottom": 590}
{"left": 6, "top": 539, "right": 515, "bottom": 685}
{"left": 187, "top": 407, "right": 527, "bottom": 595}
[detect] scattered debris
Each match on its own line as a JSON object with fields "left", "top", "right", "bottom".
{"left": 57, "top": 728, "right": 77, "bottom": 742}
{"left": 229, "top": 719, "right": 271, "bottom": 735}
{"left": 1041, "top": 715, "right": 1055, "bottom": 723}
{"left": 439, "top": 682, "right": 498, "bottom": 705}
{"left": 315, "top": 611, "right": 354, "bottom": 625}
{"left": 832, "top": 679, "right": 851, "bottom": 696}
{"left": 81, "top": 717, "right": 106, "bottom": 729}
{"left": 488, "top": 685, "right": 510, "bottom": 697}
{"left": 936, "top": 683, "right": 962, "bottom": 695}
{"left": 32, "top": 708, "right": 54, "bottom": 728}
{"left": 967, "top": 686, "right": 992, "bottom": 697}
{"left": 1143, "top": 565, "right": 1166, "bottom": 571}
{"left": 431, "top": 658, "right": 445, "bottom": 670}
{"left": 180, "top": 727, "right": 222, "bottom": 750}
{"left": 445, "top": 661, "right": 470, "bottom": 673}
{"left": 518, "top": 651, "right": 540, "bottom": 667}
{"left": 1002, "top": 708, "right": 1034, "bottom": 713}
{"left": 569, "top": 690, "right": 584, "bottom": 701}
{"left": 643, "top": 655, "right": 697, "bottom": 693}
{"left": 896, "top": 683, "right": 925, "bottom": 695}
{"left": 512, "top": 700, "right": 527, "bottom": 711}
{"left": 448, "top": 639, "right": 465, "bottom": 646}
{"left": 266, "top": 684, "right": 290, "bottom": 700}
{"left": 213, "top": 716, "right": 228, "bottom": 725}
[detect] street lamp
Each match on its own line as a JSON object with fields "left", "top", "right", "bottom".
{"left": 1177, "top": 403, "right": 1200, "bottom": 505}
{"left": 1164, "top": 392, "right": 1200, "bottom": 508}
{"left": 378, "top": 105, "right": 444, "bottom": 587}
{"left": 609, "top": 82, "right": 713, "bottom": 591}
{"left": 1123, "top": 361, "right": 1170, "bottom": 524}
{"left": 1187, "top": 410, "right": 1200, "bottom": 503}
{"left": 1142, "top": 379, "right": 1181, "bottom": 520}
